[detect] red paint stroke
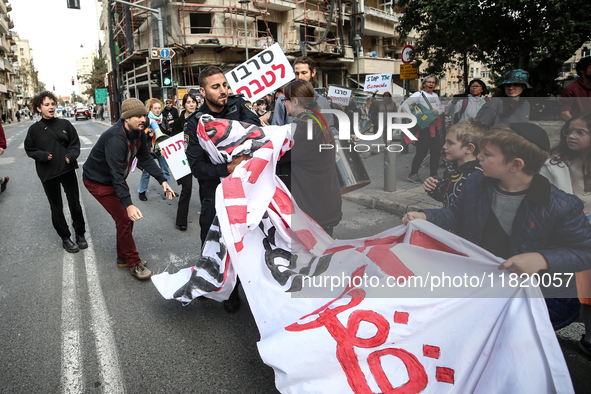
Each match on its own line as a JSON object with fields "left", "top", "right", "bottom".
{"left": 367, "top": 245, "right": 415, "bottom": 278}
{"left": 435, "top": 367, "right": 455, "bottom": 384}
{"left": 423, "top": 345, "right": 440, "bottom": 359}
{"left": 394, "top": 311, "right": 409, "bottom": 325}
{"left": 409, "top": 231, "right": 468, "bottom": 257}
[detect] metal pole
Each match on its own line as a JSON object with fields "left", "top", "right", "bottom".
{"left": 244, "top": 10, "right": 249, "bottom": 60}
{"left": 384, "top": 149, "right": 397, "bottom": 192}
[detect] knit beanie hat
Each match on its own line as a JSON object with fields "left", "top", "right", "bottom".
{"left": 121, "top": 98, "right": 147, "bottom": 119}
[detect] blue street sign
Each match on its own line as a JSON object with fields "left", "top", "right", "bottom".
{"left": 160, "top": 48, "right": 170, "bottom": 58}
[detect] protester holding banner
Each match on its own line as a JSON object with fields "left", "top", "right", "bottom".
{"left": 83, "top": 98, "right": 175, "bottom": 280}
{"left": 277, "top": 80, "right": 342, "bottom": 236}
{"left": 171, "top": 93, "right": 198, "bottom": 231}
{"left": 401, "top": 75, "right": 445, "bottom": 183}
{"left": 540, "top": 111, "right": 591, "bottom": 354}
{"left": 24, "top": 91, "right": 87, "bottom": 253}
{"left": 186, "top": 65, "right": 260, "bottom": 312}
{"left": 137, "top": 98, "right": 175, "bottom": 201}
{"left": 404, "top": 122, "right": 591, "bottom": 330}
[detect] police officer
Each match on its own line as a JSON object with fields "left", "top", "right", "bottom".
{"left": 185, "top": 65, "right": 261, "bottom": 313}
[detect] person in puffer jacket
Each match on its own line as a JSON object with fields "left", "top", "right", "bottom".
{"left": 404, "top": 122, "right": 591, "bottom": 330}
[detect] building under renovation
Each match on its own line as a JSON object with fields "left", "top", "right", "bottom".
{"left": 99, "top": 0, "right": 413, "bottom": 105}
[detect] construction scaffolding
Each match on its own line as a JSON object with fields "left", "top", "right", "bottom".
{"left": 111, "top": 0, "right": 151, "bottom": 64}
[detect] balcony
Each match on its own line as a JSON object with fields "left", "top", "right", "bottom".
{"left": 6, "top": 3, "right": 12, "bottom": 12}
{"left": 364, "top": 8, "right": 399, "bottom": 36}
{"left": 0, "top": 2, "right": 6, "bottom": 14}
{"left": 0, "top": 36, "right": 9, "bottom": 52}
{"left": 0, "top": 17, "right": 7, "bottom": 34}
{"left": 7, "top": 17, "right": 14, "bottom": 29}
{"left": 4, "top": 58, "right": 13, "bottom": 73}
{"left": 346, "top": 55, "right": 400, "bottom": 75}
{"left": 252, "top": 0, "right": 296, "bottom": 12}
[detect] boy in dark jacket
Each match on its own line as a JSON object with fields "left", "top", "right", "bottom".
{"left": 423, "top": 118, "right": 486, "bottom": 207}
{"left": 404, "top": 123, "right": 591, "bottom": 329}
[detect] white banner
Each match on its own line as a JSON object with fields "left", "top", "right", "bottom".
{"left": 328, "top": 86, "right": 352, "bottom": 106}
{"left": 225, "top": 43, "right": 295, "bottom": 103}
{"left": 152, "top": 118, "right": 574, "bottom": 394}
{"left": 159, "top": 133, "right": 191, "bottom": 180}
{"left": 364, "top": 73, "right": 393, "bottom": 92}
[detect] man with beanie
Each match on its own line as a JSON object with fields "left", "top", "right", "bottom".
{"left": 83, "top": 98, "right": 175, "bottom": 280}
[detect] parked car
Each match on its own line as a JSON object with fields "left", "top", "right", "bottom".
{"left": 75, "top": 108, "right": 90, "bottom": 121}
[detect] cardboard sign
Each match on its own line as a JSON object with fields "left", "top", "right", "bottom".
{"left": 363, "top": 73, "right": 392, "bottom": 92}
{"left": 159, "top": 133, "right": 191, "bottom": 180}
{"left": 225, "top": 43, "right": 295, "bottom": 103}
{"left": 400, "top": 64, "right": 419, "bottom": 80}
{"left": 328, "top": 86, "right": 352, "bottom": 106}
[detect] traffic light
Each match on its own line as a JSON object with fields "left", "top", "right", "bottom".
{"left": 151, "top": 70, "right": 161, "bottom": 87}
{"left": 160, "top": 59, "right": 172, "bottom": 87}
{"left": 71, "top": 77, "right": 75, "bottom": 86}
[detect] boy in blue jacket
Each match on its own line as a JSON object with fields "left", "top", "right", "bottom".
{"left": 404, "top": 123, "right": 591, "bottom": 329}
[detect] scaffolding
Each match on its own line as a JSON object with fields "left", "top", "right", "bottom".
{"left": 111, "top": 0, "right": 150, "bottom": 64}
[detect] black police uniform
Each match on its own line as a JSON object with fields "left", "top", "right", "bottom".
{"left": 185, "top": 95, "right": 261, "bottom": 244}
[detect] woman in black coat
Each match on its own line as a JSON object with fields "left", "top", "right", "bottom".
{"left": 171, "top": 92, "right": 198, "bottom": 230}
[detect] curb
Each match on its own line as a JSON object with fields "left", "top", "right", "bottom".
{"left": 343, "top": 188, "right": 442, "bottom": 217}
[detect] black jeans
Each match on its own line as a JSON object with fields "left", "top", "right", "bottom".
{"left": 41, "top": 170, "right": 85, "bottom": 239}
{"left": 410, "top": 127, "right": 441, "bottom": 177}
{"left": 175, "top": 174, "right": 193, "bottom": 226}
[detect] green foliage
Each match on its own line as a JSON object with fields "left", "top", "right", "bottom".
{"left": 396, "top": 0, "right": 591, "bottom": 96}
{"left": 80, "top": 56, "right": 108, "bottom": 101}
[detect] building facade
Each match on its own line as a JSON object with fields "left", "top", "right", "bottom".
{"left": 0, "top": 0, "right": 17, "bottom": 121}
{"left": 76, "top": 49, "right": 97, "bottom": 102}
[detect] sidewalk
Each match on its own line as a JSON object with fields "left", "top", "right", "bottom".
{"left": 343, "top": 120, "right": 564, "bottom": 217}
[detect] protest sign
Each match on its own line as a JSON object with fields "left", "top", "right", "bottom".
{"left": 328, "top": 86, "right": 352, "bottom": 106}
{"left": 152, "top": 118, "right": 574, "bottom": 394}
{"left": 225, "top": 43, "right": 295, "bottom": 103}
{"left": 364, "top": 73, "right": 392, "bottom": 92}
{"left": 159, "top": 133, "right": 191, "bottom": 180}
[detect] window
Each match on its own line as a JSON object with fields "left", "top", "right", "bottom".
{"left": 190, "top": 13, "right": 211, "bottom": 34}
{"left": 257, "top": 20, "right": 278, "bottom": 40}
{"left": 481, "top": 71, "right": 490, "bottom": 78}
{"left": 19, "top": 48, "right": 24, "bottom": 55}
{"left": 300, "top": 25, "right": 315, "bottom": 42}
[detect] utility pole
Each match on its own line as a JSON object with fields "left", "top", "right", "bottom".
{"left": 112, "top": 0, "right": 163, "bottom": 47}
{"left": 239, "top": 0, "right": 250, "bottom": 60}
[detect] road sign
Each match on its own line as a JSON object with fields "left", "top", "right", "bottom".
{"left": 400, "top": 64, "right": 419, "bottom": 80}
{"left": 95, "top": 88, "right": 108, "bottom": 104}
{"left": 150, "top": 47, "right": 176, "bottom": 60}
{"left": 401, "top": 45, "right": 415, "bottom": 64}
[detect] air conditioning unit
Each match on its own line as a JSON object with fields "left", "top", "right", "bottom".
{"left": 373, "top": 38, "right": 381, "bottom": 46}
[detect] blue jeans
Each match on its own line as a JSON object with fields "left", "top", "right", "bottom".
{"left": 138, "top": 155, "right": 170, "bottom": 193}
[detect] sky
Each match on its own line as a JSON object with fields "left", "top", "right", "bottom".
{"left": 11, "top": 0, "right": 101, "bottom": 98}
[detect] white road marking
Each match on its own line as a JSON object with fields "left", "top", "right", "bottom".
{"left": 79, "top": 197, "right": 126, "bottom": 394}
{"left": 61, "top": 252, "right": 84, "bottom": 393}
{"left": 80, "top": 136, "right": 93, "bottom": 145}
{"left": 17, "top": 142, "right": 24, "bottom": 150}
{"left": 0, "top": 157, "right": 15, "bottom": 164}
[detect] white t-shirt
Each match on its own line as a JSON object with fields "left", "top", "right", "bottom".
{"left": 401, "top": 91, "right": 444, "bottom": 114}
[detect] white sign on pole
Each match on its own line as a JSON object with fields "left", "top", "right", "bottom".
{"left": 159, "top": 133, "right": 191, "bottom": 180}
{"left": 328, "top": 86, "right": 352, "bottom": 106}
{"left": 363, "top": 73, "right": 392, "bottom": 92}
{"left": 225, "top": 43, "right": 295, "bottom": 103}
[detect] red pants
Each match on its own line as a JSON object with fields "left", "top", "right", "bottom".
{"left": 83, "top": 179, "right": 140, "bottom": 267}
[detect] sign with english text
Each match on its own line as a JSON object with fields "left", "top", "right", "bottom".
{"left": 363, "top": 73, "right": 392, "bottom": 92}
{"left": 225, "top": 43, "right": 295, "bottom": 103}
{"left": 159, "top": 133, "right": 191, "bottom": 180}
{"left": 328, "top": 86, "right": 352, "bottom": 106}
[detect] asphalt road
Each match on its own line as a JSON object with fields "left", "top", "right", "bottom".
{"left": 0, "top": 118, "right": 404, "bottom": 394}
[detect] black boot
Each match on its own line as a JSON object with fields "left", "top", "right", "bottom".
{"left": 62, "top": 237, "right": 79, "bottom": 253}
{"left": 223, "top": 284, "right": 241, "bottom": 313}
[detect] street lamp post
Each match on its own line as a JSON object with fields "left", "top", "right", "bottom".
{"left": 353, "top": 34, "right": 362, "bottom": 88}
{"left": 239, "top": 0, "right": 250, "bottom": 60}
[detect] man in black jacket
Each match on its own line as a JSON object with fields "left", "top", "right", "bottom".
{"left": 24, "top": 91, "right": 87, "bottom": 253}
{"left": 162, "top": 99, "right": 179, "bottom": 133}
{"left": 185, "top": 66, "right": 260, "bottom": 311}
{"left": 82, "top": 98, "right": 174, "bottom": 280}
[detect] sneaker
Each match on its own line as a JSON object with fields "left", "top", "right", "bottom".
{"left": 117, "top": 258, "right": 147, "bottom": 268}
{"left": 76, "top": 235, "right": 88, "bottom": 249}
{"left": 579, "top": 335, "right": 591, "bottom": 357}
{"left": 62, "top": 237, "right": 80, "bottom": 253}
{"left": 130, "top": 263, "right": 152, "bottom": 280}
{"left": 139, "top": 192, "right": 147, "bottom": 201}
{"left": 406, "top": 174, "right": 423, "bottom": 184}
{"left": 0, "top": 176, "right": 8, "bottom": 193}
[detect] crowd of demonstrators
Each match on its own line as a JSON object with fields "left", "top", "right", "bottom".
{"left": 561, "top": 56, "right": 591, "bottom": 121}
{"left": 404, "top": 122, "right": 591, "bottom": 331}
{"left": 476, "top": 69, "right": 532, "bottom": 127}
{"left": 449, "top": 79, "right": 490, "bottom": 125}
{"left": 83, "top": 98, "right": 175, "bottom": 280}
{"left": 401, "top": 75, "right": 445, "bottom": 184}
{"left": 540, "top": 111, "right": 591, "bottom": 355}
{"left": 0, "top": 121, "right": 8, "bottom": 194}
{"left": 137, "top": 98, "right": 175, "bottom": 201}
{"left": 171, "top": 92, "right": 198, "bottom": 231}
{"left": 24, "top": 91, "right": 87, "bottom": 253}
{"left": 276, "top": 80, "right": 342, "bottom": 236}
{"left": 185, "top": 65, "right": 260, "bottom": 313}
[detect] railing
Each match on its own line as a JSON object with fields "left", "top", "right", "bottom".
{"left": 364, "top": 7, "right": 400, "bottom": 22}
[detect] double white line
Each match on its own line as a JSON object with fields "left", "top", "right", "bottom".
{"left": 61, "top": 198, "right": 125, "bottom": 393}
